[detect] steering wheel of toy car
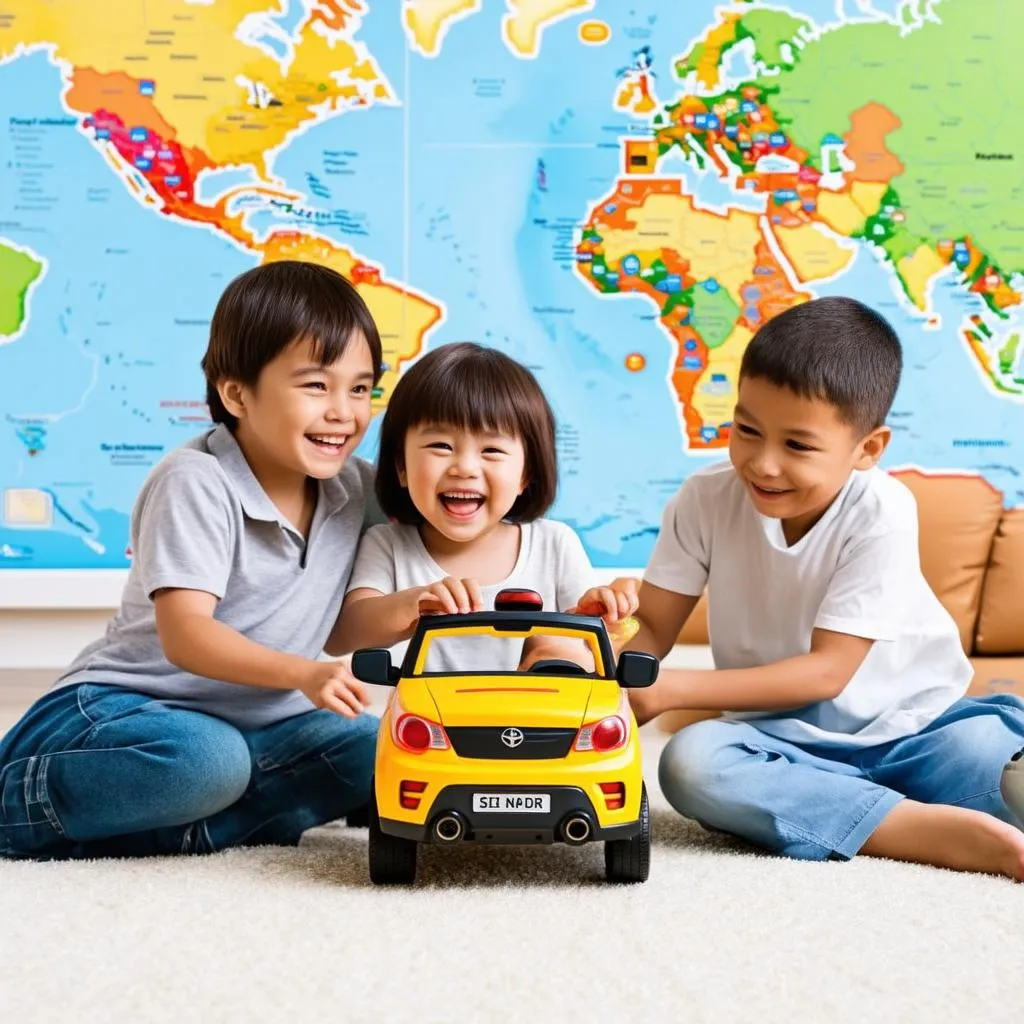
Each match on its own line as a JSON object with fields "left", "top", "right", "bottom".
{"left": 526, "top": 659, "right": 589, "bottom": 675}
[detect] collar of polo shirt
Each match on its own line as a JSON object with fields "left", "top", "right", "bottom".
{"left": 206, "top": 424, "right": 352, "bottom": 528}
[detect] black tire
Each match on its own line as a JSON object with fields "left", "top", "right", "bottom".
{"left": 604, "top": 783, "right": 651, "bottom": 883}
{"left": 344, "top": 802, "right": 370, "bottom": 828}
{"left": 368, "top": 782, "right": 417, "bottom": 885}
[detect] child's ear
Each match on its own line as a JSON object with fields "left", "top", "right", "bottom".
{"left": 396, "top": 460, "right": 407, "bottom": 488}
{"left": 217, "top": 379, "right": 248, "bottom": 421}
{"left": 854, "top": 426, "right": 891, "bottom": 470}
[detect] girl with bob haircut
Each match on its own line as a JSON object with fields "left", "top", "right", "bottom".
{"left": 326, "top": 342, "right": 597, "bottom": 672}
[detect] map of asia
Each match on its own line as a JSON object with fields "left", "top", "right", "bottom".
{"left": 0, "top": 0, "right": 1020, "bottom": 574}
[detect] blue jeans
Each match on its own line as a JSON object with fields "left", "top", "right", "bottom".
{"left": 0, "top": 683, "right": 379, "bottom": 860}
{"left": 658, "top": 694, "right": 1024, "bottom": 861}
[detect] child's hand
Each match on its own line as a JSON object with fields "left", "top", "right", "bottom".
{"left": 571, "top": 577, "right": 641, "bottom": 622}
{"left": 298, "top": 660, "right": 369, "bottom": 718}
{"left": 417, "top": 577, "right": 485, "bottom": 617}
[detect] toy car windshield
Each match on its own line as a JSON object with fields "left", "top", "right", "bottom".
{"left": 401, "top": 602, "right": 615, "bottom": 679}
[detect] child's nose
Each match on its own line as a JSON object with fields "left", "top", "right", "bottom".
{"left": 327, "top": 394, "right": 354, "bottom": 421}
{"left": 750, "top": 449, "right": 783, "bottom": 478}
{"left": 450, "top": 453, "right": 481, "bottom": 475}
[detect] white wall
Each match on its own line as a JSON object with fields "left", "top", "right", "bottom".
{"left": 0, "top": 610, "right": 114, "bottom": 669}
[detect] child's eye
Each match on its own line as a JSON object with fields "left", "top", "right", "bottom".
{"left": 425, "top": 441, "right": 453, "bottom": 452}
{"left": 302, "top": 381, "right": 327, "bottom": 392}
{"left": 482, "top": 447, "right": 507, "bottom": 456}
{"left": 351, "top": 384, "right": 369, "bottom": 395}
{"left": 736, "top": 423, "right": 759, "bottom": 437}
{"left": 786, "top": 440, "right": 815, "bottom": 452}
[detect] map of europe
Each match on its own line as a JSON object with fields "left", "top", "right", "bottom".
{"left": 1, "top": 0, "right": 1021, "bottom": 575}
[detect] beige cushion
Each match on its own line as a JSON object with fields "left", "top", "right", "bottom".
{"left": 888, "top": 470, "right": 1003, "bottom": 652}
{"left": 975, "top": 510, "right": 1024, "bottom": 655}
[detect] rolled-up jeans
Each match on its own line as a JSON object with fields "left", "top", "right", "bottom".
{"left": 0, "top": 682, "right": 378, "bottom": 859}
{"left": 658, "top": 694, "right": 1024, "bottom": 860}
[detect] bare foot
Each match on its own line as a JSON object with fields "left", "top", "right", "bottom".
{"left": 861, "top": 800, "right": 1024, "bottom": 881}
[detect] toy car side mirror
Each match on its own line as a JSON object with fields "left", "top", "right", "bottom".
{"left": 615, "top": 651, "right": 658, "bottom": 688}
{"left": 352, "top": 648, "right": 401, "bottom": 686}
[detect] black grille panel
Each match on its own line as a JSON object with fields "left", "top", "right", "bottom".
{"left": 446, "top": 726, "right": 576, "bottom": 760}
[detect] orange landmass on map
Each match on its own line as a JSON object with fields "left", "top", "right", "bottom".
{"left": 310, "top": 0, "right": 367, "bottom": 32}
{"left": 738, "top": 235, "right": 810, "bottom": 332}
{"left": 67, "top": 68, "right": 177, "bottom": 144}
{"left": 577, "top": 177, "right": 812, "bottom": 449}
{"left": 843, "top": 103, "right": 904, "bottom": 183}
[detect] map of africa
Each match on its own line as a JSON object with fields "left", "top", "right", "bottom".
{"left": 1, "top": 0, "right": 1021, "bottom": 579}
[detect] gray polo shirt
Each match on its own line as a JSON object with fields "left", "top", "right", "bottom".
{"left": 56, "top": 425, "right": 382, "bottom": 729}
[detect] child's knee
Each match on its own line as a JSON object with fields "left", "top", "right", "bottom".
{"left": 658, "top": 720, "right": 738, "bottom": 818}
{"left": 133, "top": 715, "right": 252, "bottom": 824}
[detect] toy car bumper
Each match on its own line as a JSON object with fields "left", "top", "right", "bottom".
{"left": 379, "top": 784, "right": 642, "bottom": 846}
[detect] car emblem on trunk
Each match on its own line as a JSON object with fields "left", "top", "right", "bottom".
{"left": 501, "top": 727, "right": 524, "bottom": 748}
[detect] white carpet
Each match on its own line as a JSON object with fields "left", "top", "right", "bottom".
{"left": 0, "top": 734, "right": 1018, "bottom": 1024}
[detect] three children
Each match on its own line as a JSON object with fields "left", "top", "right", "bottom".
{"left": 2, "top": 266, "right": 1022, "bottom": 880}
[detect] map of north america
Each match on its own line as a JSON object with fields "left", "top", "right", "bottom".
{"left": 0, "top": 0, "right": 1020, "bottom": 573}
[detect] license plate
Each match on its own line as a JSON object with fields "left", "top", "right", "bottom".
{"left": 472, "top": 793, "right": 550, "bottom": 813}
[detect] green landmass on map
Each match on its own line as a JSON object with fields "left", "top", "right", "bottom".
{"left": 0, "top": 242, "right": 43, "bottom": 337}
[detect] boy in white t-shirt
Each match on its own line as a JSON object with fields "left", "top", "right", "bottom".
{"left": 579, "top": 297, "right": 1024, "bottom": 880}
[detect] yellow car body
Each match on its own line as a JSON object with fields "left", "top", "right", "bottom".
{"left": 353, "top": 594, "right": 657, "bottom": 884}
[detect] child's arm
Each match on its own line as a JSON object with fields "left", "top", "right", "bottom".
{"left": 582, "top": 577, "right": 874, "bottom": 723}
{"left": 576, "top": 578, "right": 699, "bottom": 660}
{"left": 628, "top": 628, "right": 873, "bottom": 725}
{"left": 325, "top": 577, "right": 485, "bottom": 656}
{"left": 154, "top": 589, "right": 368, "bottom": 717}
{"left": 136, "top": 462, "right": 367, "bottom": 716}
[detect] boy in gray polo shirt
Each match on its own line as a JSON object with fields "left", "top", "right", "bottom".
{"left": 0, "top": 261, "right": 384, "bottom": 859}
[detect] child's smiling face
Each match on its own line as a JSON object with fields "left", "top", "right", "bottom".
{"left": 223, "top": 333, "right": 376, "bottom": 485}
{"left": 728, "top": 376, "right": 890, "bottom": 543}
{"left": 400, "top": 423, "right": 527, "bottom": 544}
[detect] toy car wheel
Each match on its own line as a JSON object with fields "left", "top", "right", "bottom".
{"left": 368, "top": 781, "right": 417, "bottom": 885}
{"left": 604, "top": 783, "right": 650, "bottom": 883}
{"left": 344, "top": 801, "right": 370, "bottom": 828}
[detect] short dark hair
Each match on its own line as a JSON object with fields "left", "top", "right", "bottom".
{"left": 739, "top": 296, "right": 903, "bottom": 434}
{"left": 376, "top": 342, "right": 558, "bottom": 524}
{"left": 201, "top": 260, "right": 383, "bottom": 429}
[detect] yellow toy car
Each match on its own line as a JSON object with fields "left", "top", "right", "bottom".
{"left": 351, "top": 588, "right": 658, "bottom": 885}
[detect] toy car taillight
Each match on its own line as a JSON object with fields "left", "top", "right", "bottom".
{"left": 575, "top": 714, "right": 628, "bottom": 752}
{"left": 394, "top": 712, "right": 449, "bottom": 753}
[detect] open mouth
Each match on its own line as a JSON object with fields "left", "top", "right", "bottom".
{"left": 439, "top": 490, "right": 486, "bottom": 520}
{"left": 750, "top": 482, "right": 792, "bottom": 500}
{"left": 306, "top": 433, "right": 350, "bottom": 457}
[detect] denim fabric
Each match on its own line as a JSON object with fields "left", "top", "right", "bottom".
{"left": 0, "top": 683, "right": 378, "bottom": 859}
{"left": 658, "top": 694, "right": 1024, "bottom": 860}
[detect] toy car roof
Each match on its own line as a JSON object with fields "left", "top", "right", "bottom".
{"left": 405, "top": 596, "right": 616, "bottom": 678}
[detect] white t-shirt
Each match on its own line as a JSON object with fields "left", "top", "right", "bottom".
{"left": 646, "top": 461, "right": 971, "bottom": 748}
{"left": 346, "top": 519, "right": 596, "bottom": 674}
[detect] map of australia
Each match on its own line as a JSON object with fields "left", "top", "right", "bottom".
{"left": 0, "top": 0, "right": 1021, "bottom": 575}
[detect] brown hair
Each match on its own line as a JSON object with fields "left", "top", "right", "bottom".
{"left": 201, "top": 260, "right": 383, "bottom": 429}
{"left": 740, "top": 296, "right": 902, "bottom": 435}
{"left": 376, "top": 342, "right": 558, "bottom": 523}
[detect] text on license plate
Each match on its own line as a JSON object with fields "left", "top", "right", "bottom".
{"left": 472, "top": 793, "right": 550, "bottom": 813}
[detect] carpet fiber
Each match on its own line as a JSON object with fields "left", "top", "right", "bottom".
{"left": 0, "top": 734, "right": 1016, "bottom": 1023}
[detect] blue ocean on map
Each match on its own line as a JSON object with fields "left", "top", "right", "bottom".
{"left": 1, "top": 0, "right": 1021, "bottom": 577}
